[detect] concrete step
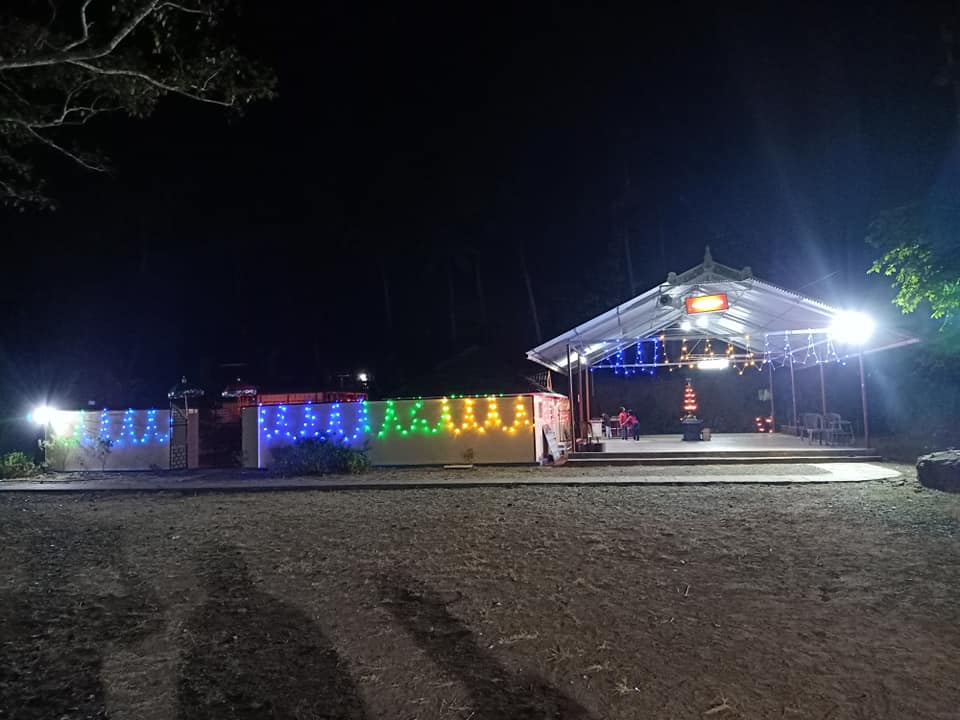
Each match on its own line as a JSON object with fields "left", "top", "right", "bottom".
{"left": 567, "top": 455, "right": 882, "bottom": 466}
{"left": 572, "top": 448, "right": 875, "bottom": 460}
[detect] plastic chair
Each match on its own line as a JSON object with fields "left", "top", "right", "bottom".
{"left": 824, "top": 413, "right": 854, "bottom": 446}
{"left": 801, "top": 413, "right": 824, "bottom": 445}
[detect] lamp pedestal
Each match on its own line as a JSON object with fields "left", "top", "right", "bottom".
{"left": 681, "top": 417, "right": 703, "bottom": 441}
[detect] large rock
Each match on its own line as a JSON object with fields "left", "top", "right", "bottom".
{"left": 917, "top": 449, "right": 960, "bottom": 492}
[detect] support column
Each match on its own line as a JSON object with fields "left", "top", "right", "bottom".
{"left": 768, "top": 362, "right": 776, "bottom": 431}
{"left": 577, "top": 359, "right": 585, "bottom": 438}
{"left": 789, "top": 353, "right": 798, "bottom": 433}
{"left": 859, "top": 352, "right": 870, "bottom": 449}
{"left": 819, "top": 362, "right": 827, "bottom": 416}
{"left": 566, "top": 344, "right": 576, "bottom": 444}
{"left": 585, "top": 363, "right": 592, "bottom": 434}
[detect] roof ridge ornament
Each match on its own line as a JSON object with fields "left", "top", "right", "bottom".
{"left": 666, "top": 248, "right": 753, "bottom": 284}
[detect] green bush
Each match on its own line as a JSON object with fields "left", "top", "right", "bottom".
{"left": 0, "top": 451, "right": 40, "bottom": 479}
{"left": 270, "top": 436, "right": 370, "bottom": 476}
{"left": 41, "top": 436, "right": 77, "bottom": 471}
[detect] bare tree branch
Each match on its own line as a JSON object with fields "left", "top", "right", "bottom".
{"left": 61, "top": 0, "right": 96, "bottom": 52}
{"left": 68, "top": 59, "right": 233, "bottom": 106}
{"left": 0, "top": 1, "right": 275, "bottom": 204}
{"left": 159, "top": 2, "right": 211, "bottom": 16}
{"left": 0, "top": 176, "right": 31, "bottom": 202}
{"left": 20, "top": 124, "right": 106, "bottom": 172}
{"left": 199, "top": 66, "right": 223, "bottom": 92}
{"left": 53, "top": 77, "right": 99, "bottom": 122}
{"left": 0, "top": 0, "right": 160, "bottom": 71}
{"left": 10, "top": 105, "right": 122, "bottom": 129}
{"left": 0, "top": 76, "right": 33, "bottom": 109}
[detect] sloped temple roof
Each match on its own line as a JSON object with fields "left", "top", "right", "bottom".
{"left": 526, "top": 248, "right": 919, "bottom": 374}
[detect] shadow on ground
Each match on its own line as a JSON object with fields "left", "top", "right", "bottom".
{"left": 177, "top": 543, "right": 367, "bottom": 720}
{"left": 0, "top": 519, "right": 162, "bottom": 719}
{"left": 379, "top": 573, "right": 595, "bottom": 720}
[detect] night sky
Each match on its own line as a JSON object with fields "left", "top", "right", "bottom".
{"left": 1, "top": 1, "right": 956, "bottom": 419}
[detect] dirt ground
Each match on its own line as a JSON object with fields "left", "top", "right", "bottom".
{"left": 1, "top": 464, "right": 959, "bottom": 720}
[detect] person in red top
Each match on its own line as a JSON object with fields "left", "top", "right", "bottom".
{"left": 628, "top": 409, "right": 640, "bottom": 440}
{"left": 617, "top": 407, "right": 629, "bottom": 440}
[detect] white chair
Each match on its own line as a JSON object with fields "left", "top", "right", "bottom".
{"left": 590, "top": 419, "right": 603, "bottom": 440}
{"left": 824, "top": 413, "right": 854, "bottom": 446}
{"left": 801, "top": 413, "right": 824, "bottom": 445}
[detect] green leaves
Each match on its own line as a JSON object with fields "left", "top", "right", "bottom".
{"left": 270, "top": 437, "right": 371, "bottom": 476}
{"left": 0, "top": 451, "right": 40, "bottom": 479}
{"left": 867, "top": 203, "right": 960, "bottom": 327}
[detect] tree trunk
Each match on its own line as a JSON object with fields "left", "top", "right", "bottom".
{"left": 518, "top": 244, "right": 542, "bottom": 343}
{"left": 953, "top": 79, "right": 960, "bottom": 132}
{"left": 448, "top": 258, "right": 457, "bottom": 347}
{"left": 947, "top": 7, "right": 960, "bottom": 133}
{"left": 623, "top": 223, "right": 636, "bottom": 296}
{"left": 658, "top": 210, "right": 666, "bottom": 275}
{"left": 377, "top": 258, "right": 393, "bottom": 337}
{"left": 474, "top": 254, "right": 488, "bottom": 338}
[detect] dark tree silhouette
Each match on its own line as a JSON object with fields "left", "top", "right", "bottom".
{"left": 0, "top": 0, "right": 275, "bottom": 205}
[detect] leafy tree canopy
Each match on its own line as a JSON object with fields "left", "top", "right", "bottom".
{"left": 867, "top": 202, "right": 960, "bottom": 328}
{"left": 0, "top": 0, "right": 275, "bottom": 205}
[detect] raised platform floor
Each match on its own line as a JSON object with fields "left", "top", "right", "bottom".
{"left": 570, "top": 432, "right": 878, "bottom": 466}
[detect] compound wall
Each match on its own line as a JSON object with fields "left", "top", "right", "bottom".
{"left": 242, "top": 393, "right": 569, "bottom": 468}
{"left": 45, "top": 408, "right": 199, "bottom": 471}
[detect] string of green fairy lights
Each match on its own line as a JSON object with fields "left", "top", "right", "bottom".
{"left": 376, "top": 396, "right": 530, "bottom": 438}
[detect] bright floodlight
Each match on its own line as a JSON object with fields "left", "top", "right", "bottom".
{"left": 680, "top": 319, "right": 692, "bottom": 331}
{"left": 30, "top": 405, "right": 56, "bottom": 425}
{"left": 698, "top": 358, "right": 729, "bottom": 370}
{"left": 357, "top": 372, "right": 369, "bottom": 383}
{"left": 829, "top": 311, "right": 875, "bottom": 345}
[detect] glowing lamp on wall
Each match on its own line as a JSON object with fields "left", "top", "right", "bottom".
{"left": 685, "top": 293, "right": 729, "bottom": 314}
{"left": 29, "top": 405, "right": 56, "bottom": 425}
{"left": 829, "top": 311, "right": 874, "bottom": 345}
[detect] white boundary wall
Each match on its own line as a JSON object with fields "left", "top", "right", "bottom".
{"left": 45, "top": 409, "right": 199, "bottom": 471}
{"left": 242, "top": 393, "right": 569, "bottom": 468}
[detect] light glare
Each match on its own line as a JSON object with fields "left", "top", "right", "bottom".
{"left": 829, "top": 311, "right": 874, "bottom": 345}
{"left": 30, "top": 405, "right": 56, "bottom": 425}
{"left": 698, "top": 358, "right": 730, "bottom": 370}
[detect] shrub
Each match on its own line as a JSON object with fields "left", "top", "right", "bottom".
{"left": 41, "top": 436, "right": 77, "bottom": 471}
{"left": 270, "top": 436, "right": 370, "bottom": 476}
{"left": 0, "top": 451, "right": 40, "bottom": 479}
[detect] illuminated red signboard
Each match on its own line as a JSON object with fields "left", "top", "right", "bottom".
{"left": 685, "top": 293, "right": 729, "bottom": 314}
